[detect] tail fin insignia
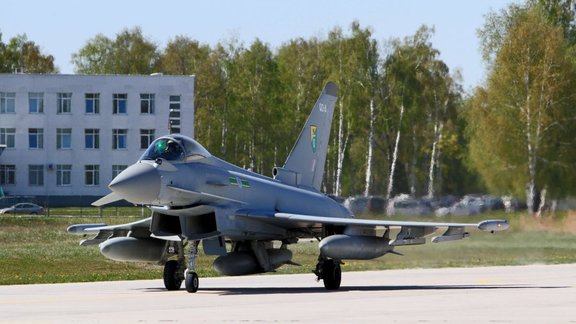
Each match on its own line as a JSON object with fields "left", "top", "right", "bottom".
{"left": 310, "top": 125, "right": 317, "bottom": 153}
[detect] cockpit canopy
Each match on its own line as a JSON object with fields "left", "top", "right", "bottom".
{"left": 140, "top": 135, "right": 211, "bottom": 162}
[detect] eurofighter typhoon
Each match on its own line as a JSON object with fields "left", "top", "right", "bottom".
{"left": 69, "top": 82, "right": 508, "bottom": 293}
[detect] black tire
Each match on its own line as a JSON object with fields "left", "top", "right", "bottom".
{"left": 185, "top": 271, "right": 199, "bottom": 293}
{"left": 322, "top": 260, "right": 342, "bottom": 290}
{"left": 163, "top": 260, "right": 183, "bottom": 291}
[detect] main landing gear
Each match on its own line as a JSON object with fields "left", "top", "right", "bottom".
{"left": 314, "top": 256, "right": 342, "bottom": 290}
{"left": 163, "top": 260, "right": 184, "bottom": 290}
{"left": 161, "top": 240, "right": 200, "bottom": 293}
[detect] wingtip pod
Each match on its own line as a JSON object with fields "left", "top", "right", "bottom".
{"left": 323, "top": 81, "right": 338, "bottom": 97}
{"left": 478, "top": 220, "right": 509, "bottom": 232}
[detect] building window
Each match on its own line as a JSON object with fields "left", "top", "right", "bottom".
{"left": 112, "top": 165, "right": 127, "bottom": 179}
{"left": 112, "top": 129, "right": 127, "bottom": 149}
{"left": 56, "top": 165, "right": 72, "bottom": 186}
{"left": 0, "top": 128, "right": 16, "bottom": 148}
{"left": 140, "top": 129, "right": 155, "bottom": 149}
{"left": 140, "top": 93, "right": 155, "bottom": 114}
{"left": 169, "top": 95, "right": 181, "bottom": 134}
{"left": 0, "top": 92, "right": 16, "bottom": 114}
{"left": 57, "top": 93, "right": 72, "bottom": 114}
{"left": 28, "top": 92, "right": 44, "bottom": 114}
{"left": 28, "top": 128, "right": 44, "bottom": 149}
{"left": 28, "top": 165, "right": 44, "bottom": 186}
{"left": 57, "top": 128, "right": 72, "bottom": 149}
{"left": 85, "top": 93, "right": 100, "bottom": 114}
{"left": 0, "top": 165, "right": 16, "bottom": 185}
{"left": 85, "top": 129, "right": 100, "bottom": 149}
{"left": 113, "top": 93, "right": 127, "bottom": 114}
{"left": 85, "top": 165, "right": 99, "bottom": 186}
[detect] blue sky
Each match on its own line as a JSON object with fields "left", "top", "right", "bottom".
{"left": 2, "top": 0, "right": 519, "bottom": 90}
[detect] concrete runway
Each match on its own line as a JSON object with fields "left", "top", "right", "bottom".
{"left": 1, "top": 264, "right": 575, "bottom": 323}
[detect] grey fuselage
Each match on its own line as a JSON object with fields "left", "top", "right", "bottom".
{"left": 148, "top": 156, "right": 352, "bottom": 241}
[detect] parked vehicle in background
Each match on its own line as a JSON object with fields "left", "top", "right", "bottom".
{"left": 366, "top": 196, "right": 387, "bottom": 214}
{"left": 0, "top": 196, "right": 36, "bottom": 209}
{"left": 435, "top": 195, "right": 504, "bottom": 217}
{"left": 501, "top": 196, "right": 527, "bottom": 213}
{"left": 482, "top": 195, "right": 506, "bottom": 212}
{"left": 343, "top": 196, "right": 369, "bottom": 215}
{"left": 342, "top": 196, "right": 387, "bottom": 215}
{"left": 435, "top": 195, "right": 484, "bottom": 216}
{"left": 0, "top": 203, "right": 45, "bottom": 215}
{"left": 386, "top": 194, "right": 434, "bottom": 217}
{"left": 423, "top": 195, "right": 459, "bottom": 210}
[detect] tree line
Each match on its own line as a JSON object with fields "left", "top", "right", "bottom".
{"left": 67, "top": 23, "right": 474, "bottom": 199}
{"left": 3, "top": 0, "right": 576, "bottom": 211}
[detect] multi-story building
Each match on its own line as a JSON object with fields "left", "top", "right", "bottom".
{"left": 0, "top": 73, "right": 195, "bottom": 206}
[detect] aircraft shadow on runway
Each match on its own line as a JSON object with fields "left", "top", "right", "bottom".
{"left": 140, "top": 284, "right": 569, "bottom": 296}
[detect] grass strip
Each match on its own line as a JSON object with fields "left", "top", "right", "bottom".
{"left": 1, "top": 211, "right": 575, "bottom": 285}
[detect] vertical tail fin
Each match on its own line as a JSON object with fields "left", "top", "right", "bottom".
{"left": 273, "top": 82, "right": 338, "bottom": 191}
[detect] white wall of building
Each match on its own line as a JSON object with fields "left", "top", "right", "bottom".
{"left": 0, "top": 74, "right": 194, "bottom": 204}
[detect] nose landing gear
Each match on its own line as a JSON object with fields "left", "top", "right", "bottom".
{"left": 185, "top": 241, "right": 200, "bottom": 293}
{"left": 161, "top": 240, "right": 194, "bottom": 292}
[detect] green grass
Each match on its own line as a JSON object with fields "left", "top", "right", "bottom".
{"left": 1, "top": 210, "right": 575, "bottom": 285}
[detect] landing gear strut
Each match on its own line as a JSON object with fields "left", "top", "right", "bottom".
{"left": 185, "top": 240, "right": 200, "bottom": 293}
{"left": 314, "top": 257, "right": 342, "bottom": 290}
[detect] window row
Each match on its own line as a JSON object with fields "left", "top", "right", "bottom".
{"left": 0, "top": 92, "right": 179, "bottom": 115}
{"left": 0, "top": 128, "right": 156, "bottom": 150}
{"left": 0, "top": 164, "right": 127, "bottom": 186}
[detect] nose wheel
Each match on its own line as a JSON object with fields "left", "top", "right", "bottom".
{"left": 185, "top": 271, "right": 199, "bottom": 293}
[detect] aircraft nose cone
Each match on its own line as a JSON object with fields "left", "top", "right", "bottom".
{"left": 109, "top": 162, "right": 160, "bottom": 204}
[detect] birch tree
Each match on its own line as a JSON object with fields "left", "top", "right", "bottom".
{"left": 470, "top": 8, "right": 576, "bottom": 213}
{"left": 364, "top": 97, "right": 375, "bottom": 197}
{"left": 424, "top": 62, "right": 461, "bottom": 198}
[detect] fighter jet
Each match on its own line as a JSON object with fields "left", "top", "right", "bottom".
{"left": 68, "top": 82, "right": 508, "bottom": 293}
